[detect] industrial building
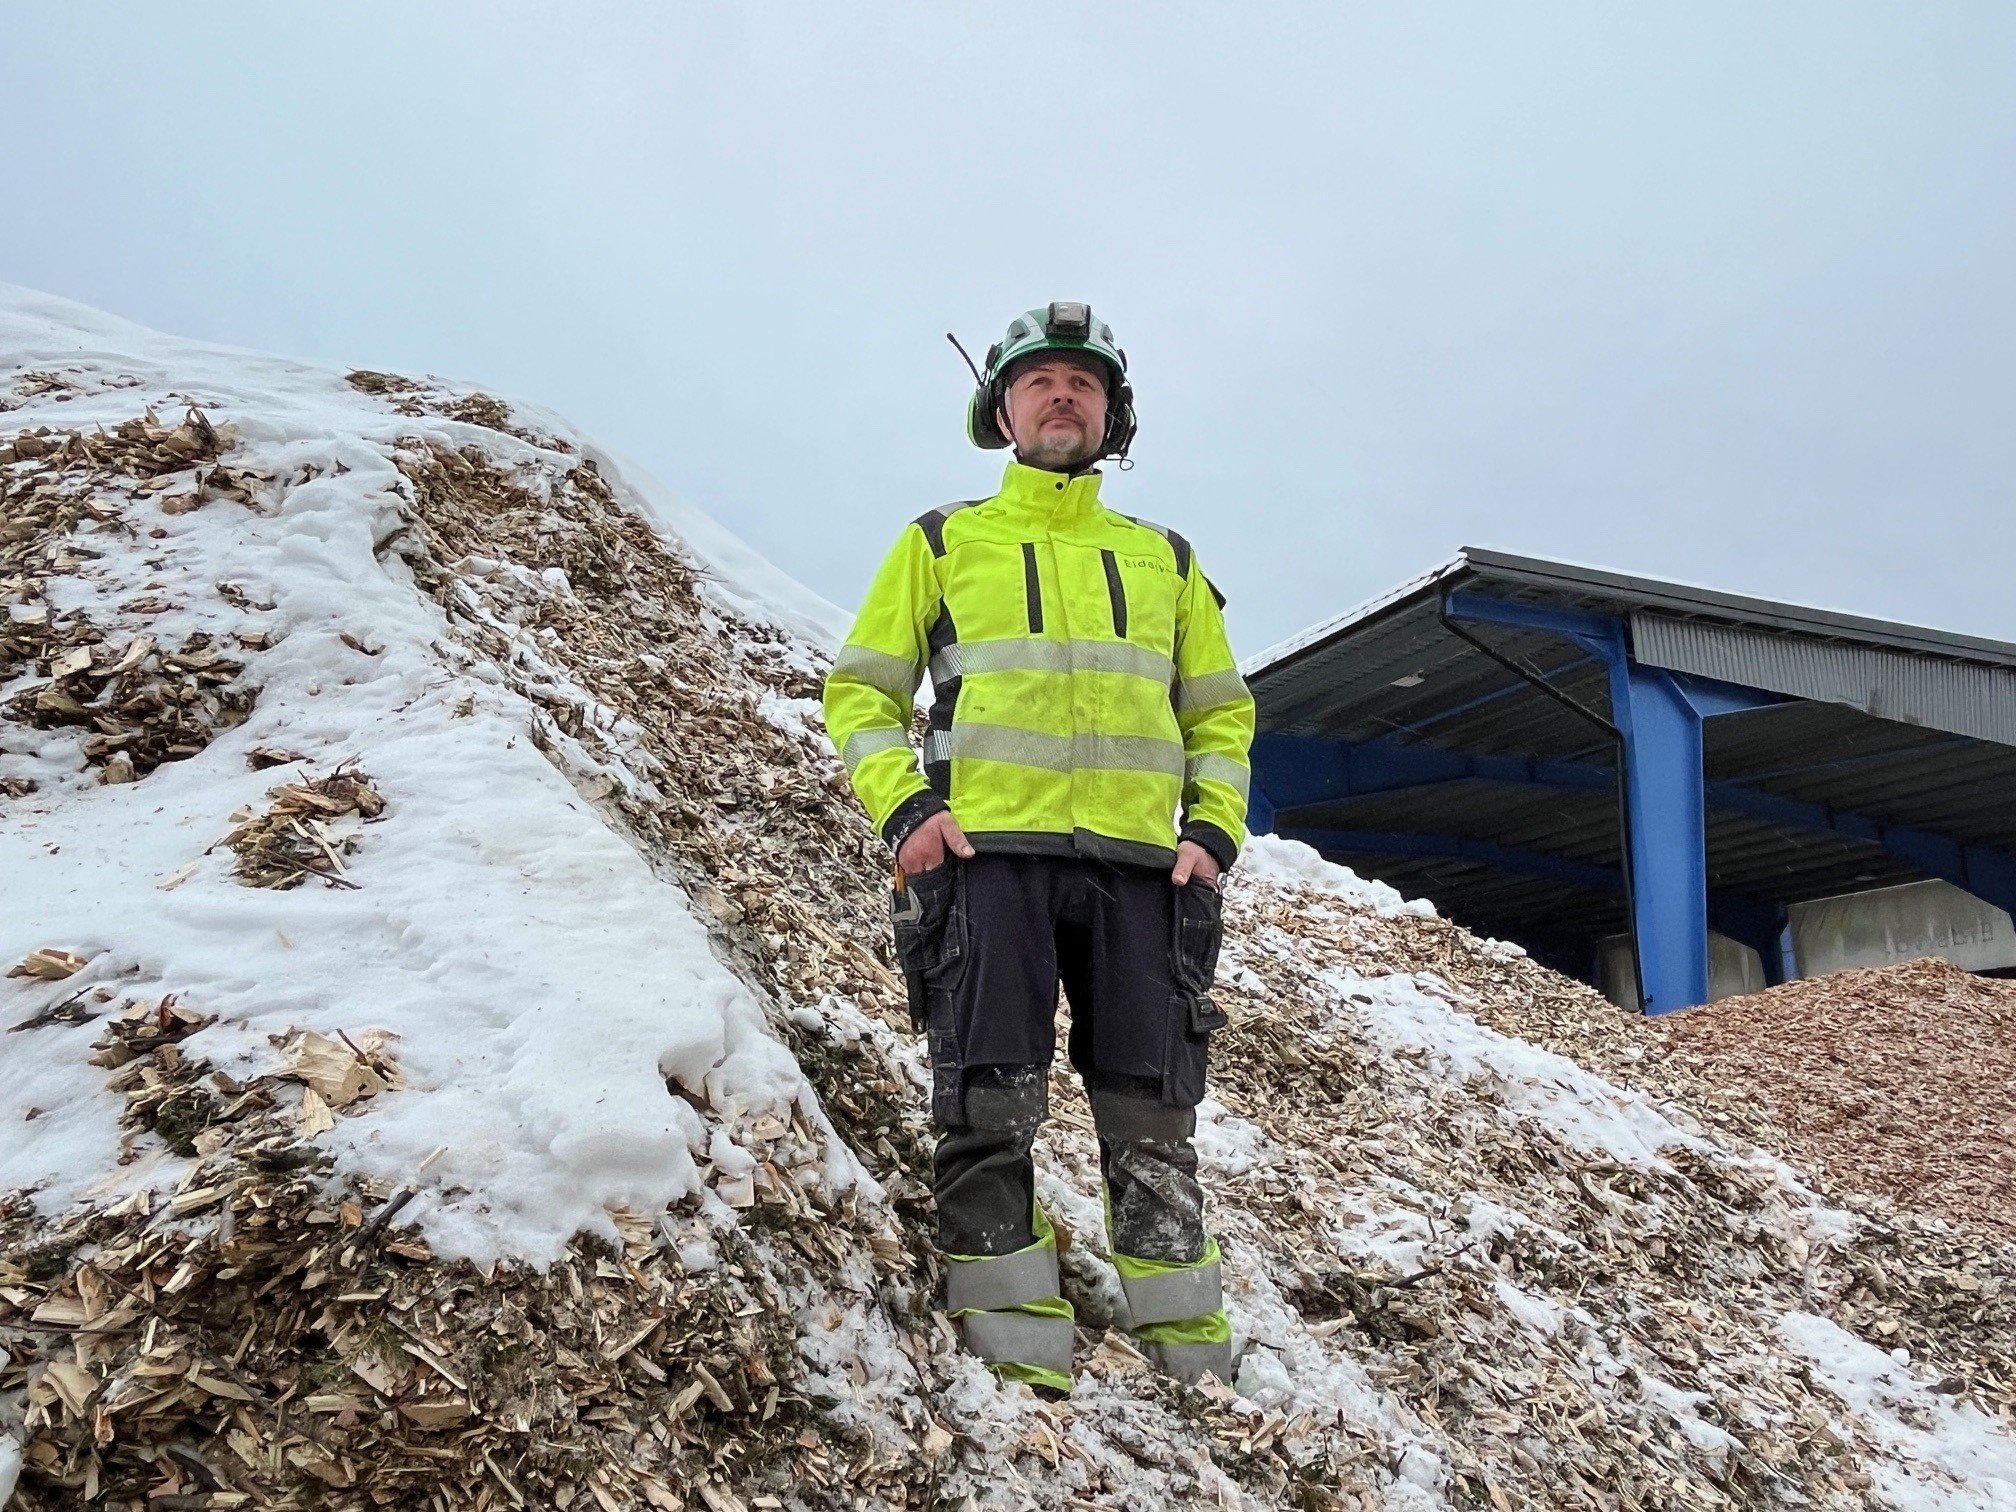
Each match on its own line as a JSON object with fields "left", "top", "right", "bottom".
{"left": 1243, "top": 550, "right": 2016, "bottom": 1014}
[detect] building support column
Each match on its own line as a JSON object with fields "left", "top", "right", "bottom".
{"left": 1606, "top": 662, "right": 1711, "bottom": 1014}
{"left": 1443, "top": 590, "right": 1783, "bottom": 1016}
{"left": 1246, "top": 783, "right": 1276, "bottom": 840}
{"left": 1706, "top": 895, "right": 1792, "bottom": 989}
{"left": 1772, "top": 919, "right": 1800, "bottom": 987}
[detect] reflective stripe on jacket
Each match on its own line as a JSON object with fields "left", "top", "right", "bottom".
{"left": 823, "top": 460, "right": 1255, "bottom": 869}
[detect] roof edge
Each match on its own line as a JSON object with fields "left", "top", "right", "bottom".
{"left": 1248, "top": 547, "right": 2016, "bottom": 683}
{"left": 1461, "top": 548, "right": 2016, "bottom": 669}
{"left": 1241, "top": 553, "right": 1469, "bottom": 678}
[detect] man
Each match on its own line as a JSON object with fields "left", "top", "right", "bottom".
{"left": 822, "top": 302, "right": 1255, "bottom": 1393}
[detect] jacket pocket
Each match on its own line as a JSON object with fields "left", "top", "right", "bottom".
{"left": 892, "top": 863, "right": 964, "bottom": 1032}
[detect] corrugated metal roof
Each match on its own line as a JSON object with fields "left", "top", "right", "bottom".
{"left": 1247, "top": 549, "right": 2016, "bottom": 937}
{"left": 1632, "top": 612, "right": 2016, "bottom": 747}
{"left": 1461, "top": 548, "right": 2016, "bottom": 669}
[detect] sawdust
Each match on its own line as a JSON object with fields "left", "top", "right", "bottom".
{"left": 1656, "top": 957, "right": 2016, "bottom": 1242}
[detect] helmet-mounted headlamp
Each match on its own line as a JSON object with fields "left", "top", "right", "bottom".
{"left": 1044, "top": 301, "right": 1092, "bottom": 341}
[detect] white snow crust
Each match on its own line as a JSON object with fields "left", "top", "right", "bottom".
{"left": 1780, "top": 1311, "right": 2016, "bottom": 1509}
{"left": 1240, "top": 833, "right": 1438, "bottom": 918}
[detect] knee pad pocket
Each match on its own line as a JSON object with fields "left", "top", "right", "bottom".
{"left": 963, "top": 1065, "right": 1049, "bottom": 1134}
{"left": 1089, "top": 1085, "right": 1196, "bottom": 1145}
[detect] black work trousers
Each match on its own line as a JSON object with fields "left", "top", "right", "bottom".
{"left": 892, "top": 853, "right": 1227, "bottom": 1263}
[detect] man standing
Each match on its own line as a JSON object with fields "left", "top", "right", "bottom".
{"left": 823, "top": 303, "right": 1255, "bottom": 1393}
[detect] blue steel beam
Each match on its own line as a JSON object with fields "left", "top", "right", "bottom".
{"left": 1437, "top": 587, "right": 1994, "bottom": 1013}
{"left": 1441, "top": 589, "right": 1794, "bottom": 720}
{"left": 1250, "top": 731, "right": 1612, "bottom": 809}
{"left": 1257, "top": 590, "right": 2016, "bottom": 1013}
{"left": 1431, "top": 593, "right": 2016, "bottom": 917}
{"left": 1279, "top": 826, "right": 1624, "bottom": 894}
{"left": 1281, "top": 827, "right": 1787, "bottom": 953}
{"left": 1699, "top": 895, "right": 1793, "bottom": 988}
{"left": 1247, "top": 782, "right": 1276, "bottom": 840}
{"left": 1252, "top": 732, "right": 2016, "bottom": 917}
{"left": 1608, "top": 653, "right": 1714, "bottom": 1009}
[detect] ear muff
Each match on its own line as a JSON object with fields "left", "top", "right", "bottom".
{"left": 966, "top": 343, "right": 1011, "bottom": 449}
{"left": 1102, "top": 374, "right": 1138, "bottom": 461}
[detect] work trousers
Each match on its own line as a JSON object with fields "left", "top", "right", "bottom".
{"left": 892, "top": 852, "right": 1233, "bottom": 1389}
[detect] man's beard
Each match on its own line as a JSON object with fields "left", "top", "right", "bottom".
{"left": 1019, "top": 419, "right": 1098, "bottom": 470}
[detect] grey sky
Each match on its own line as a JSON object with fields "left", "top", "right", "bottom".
{"left": 6, "top": 3, "right": 2012, "bottom": 655}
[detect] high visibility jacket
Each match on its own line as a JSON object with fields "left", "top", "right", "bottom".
{"left": 823, "top": 461, "right": 1255, "bottom": 870}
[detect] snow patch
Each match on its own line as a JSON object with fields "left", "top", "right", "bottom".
{"left": 1778, "top": 1311, "right": 2016, "bottom": 1508}
{"left": 1493, "top": 1277, "right": 1566, "bottom": 1337}
{"left": 1240, "top": 833, "right": 1437, "bottom": 918}
{"left": 1637, "top": 1372, "right": 1740, "bottom": 1466}
{"left": 1341, "top": 969, "right": 1708, "bottom": 1171}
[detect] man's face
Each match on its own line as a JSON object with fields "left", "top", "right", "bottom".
{"left": 998, "top": 353, "right": 1109, "bottom": 471}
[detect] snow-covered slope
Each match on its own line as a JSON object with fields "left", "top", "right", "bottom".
{"left": 0, "top": 285, "right": 848, "bottom": 1264}
{"left": 3, "top": 288, "right": 2014, "bottom": 1510}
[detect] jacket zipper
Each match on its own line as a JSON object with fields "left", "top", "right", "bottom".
{"left": 1101, "top": 549, "right": 1128, "bottom": 638}
{"left": 1022, "top": 542, "right": 1044, "bottom": 633}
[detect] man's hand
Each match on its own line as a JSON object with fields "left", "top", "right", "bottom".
{"left": 897, "top": 810, "right": 975, "bottom": 875}
{"left": 1171, "top": 840, "right": 1222, "bottom": 890}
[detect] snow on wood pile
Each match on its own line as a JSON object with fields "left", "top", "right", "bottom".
{"left": 1652, "top": 959, "right": 2016, "bottom": 1243}
{"left": 0, "top": 409, "right": 262, "bottom": 793}
{"left": 3, "top": 285, "right": 2016, "bottom": 1509}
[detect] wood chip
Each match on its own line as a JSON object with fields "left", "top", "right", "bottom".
{"left": 9, "top": 947, "right": 89, "bottom": 980}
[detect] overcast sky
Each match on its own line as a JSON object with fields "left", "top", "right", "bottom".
{"left": 6, "top": 3, "right": 2011, "bottom": 654}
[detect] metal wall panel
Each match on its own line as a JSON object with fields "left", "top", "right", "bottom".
{"left": 1631, "top": 613, "right": 2016, "bottom": 748}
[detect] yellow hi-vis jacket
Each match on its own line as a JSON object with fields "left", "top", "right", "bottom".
{"left": 823, "top": 460, "right": 1255, "bottom": 871}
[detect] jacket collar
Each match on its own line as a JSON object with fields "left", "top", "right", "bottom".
{"left": 991, "top": 459, "right": 1105, "bottom": 529}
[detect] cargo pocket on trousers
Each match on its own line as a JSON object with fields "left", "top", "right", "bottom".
{"left": 1165, "top": 881, "right": 1227, "bottom": 1106}
{"left": 892, "top": 863, "right": 964, "bottom": 1034}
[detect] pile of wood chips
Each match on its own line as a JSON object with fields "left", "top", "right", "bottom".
{"left": 1201, "top": 885, "right": 2016, "bottom": 1506}
{"left": 222, "top": 768, "right": 387, "bottom": 890}
{"left": 385, "top": 421, "right": 2016, "bottom": 1507}
{"left": 1655, "top": 958, "right": 2016, "bottom": 1241}
{"left": 345, "top": 373, "right": 567, "bottom": 452}
{"left": 10, "top": 384, "right": 2016, "bottom": 1509}
{"left": 1, "top": 409, "right": 264, "bottom": 795}
{"left": 2, "top": 979, "right": 810, "bottom": 1512}
{"left": 384, "top": 435, "right": 1383, "bottom": 1507}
